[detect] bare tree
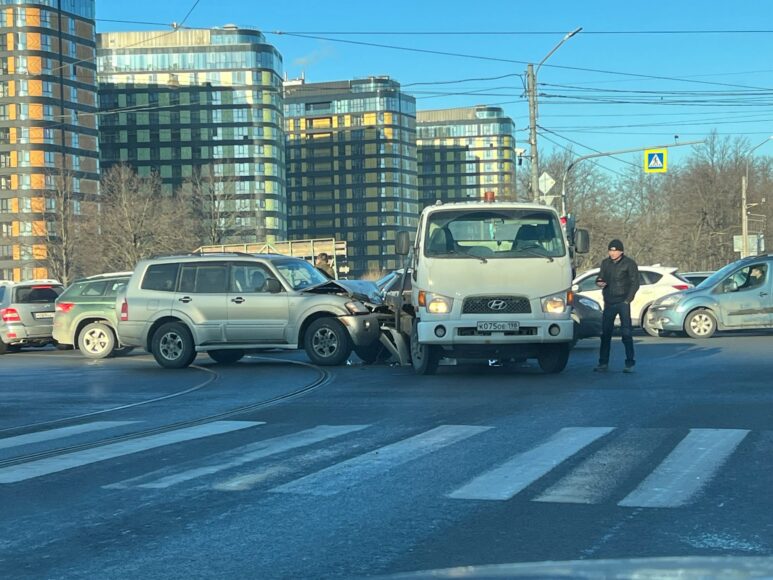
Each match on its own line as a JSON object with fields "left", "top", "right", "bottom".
{"left": 41, "top": 169, "right": 98, "bottom": 285}
{"left": 185, "top": 164, "right": 239, "bottom": 246}
{"left": 89, "top": 164, "right": 199, "bottom": 271}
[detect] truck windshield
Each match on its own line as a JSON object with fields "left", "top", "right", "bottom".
{"left": 424, "top": 209, "right": 566, "bottom": 259}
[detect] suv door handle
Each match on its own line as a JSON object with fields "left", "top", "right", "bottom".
{"left": 761, "top": 292, "right": 769, "bottom": 297}
{"left": 178, "top": 296, "right": 192, "bottom": 303}
{"left": 231, "top": 297, "right": 245, "bottom": 304}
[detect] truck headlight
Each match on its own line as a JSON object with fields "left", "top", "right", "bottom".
{"left": 419, "top": 290, "right": 454, "bottom": 314}
{"left": 345, "top": 301, "right": 369, "bottom": 315}
{"left": 541, "top": 292, "right": 569, "bottom": 314}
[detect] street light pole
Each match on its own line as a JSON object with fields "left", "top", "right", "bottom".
{"left": 559, "top": 140, "right": 705, "bottom": 218}
{"left": 741, "top": 136, "right": 772, "bottom": 258}
{"left": 527, "top": 27, "right": 582, "bottom": 203}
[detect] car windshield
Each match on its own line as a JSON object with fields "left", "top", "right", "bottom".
{"left": 699, "top": 262, "right": 747, "bottom": 289}
{"left": 274, "top": 259, "right": 329, "bottom": 290}
{"left": 424, "top": 209, "right": 566, "bottom": 259}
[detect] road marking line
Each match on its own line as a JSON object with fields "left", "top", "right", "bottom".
{"left": 271, "top": 425, "right": 491, "bottom": 497}
{"left": 533, "top": 428, "right": 670, "bottom": 504}
{"left": 448, "top": 427, "right": 614, "bottom": 501}
{"left": 618, "top": 428, "right": 749, "bottom": 508}
{"left": 106, "top": 425, "right": 368, "bottom": 490}
{"left": 0, "top": 421, "right": 262, "bottom": 484}
{"left": 0, "top": 421, "right": 139, "bottom": 451}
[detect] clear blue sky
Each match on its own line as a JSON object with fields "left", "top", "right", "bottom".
{"left": 96, "top": 0, "right": 773, "bottom": 176}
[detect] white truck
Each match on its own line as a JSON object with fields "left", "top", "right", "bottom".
{"left": 392, "top": 198, "right": 589, "bottom": 374}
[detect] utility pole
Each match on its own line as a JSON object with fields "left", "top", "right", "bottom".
{"left": 525, "top": 27, "right": 582, "bottom": 204}
{"left": 527, "top": 64, "right": 539, "bottom": 202}
{"left": 740, "top": 136, "right": 772, "bottom": 258}
{"left": 741, "top": 175, "right": 749, "bottom": 258}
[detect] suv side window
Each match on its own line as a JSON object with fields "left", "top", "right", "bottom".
{"left": 81, "top": 281, "right": 108, "bottom": 296}
{"left": 106, "top": 280, "right": 128, "bottom": 297}
{"left": 230, "top": 263, "right": 275, "bottom": 294}
{"left": 0, "top": 286, "right": 5, "bottom": 302}
{"left": 141, "top": 263, "right": 180, "bottom": 292}
{"left": 179, "top": 263, "right": 228, "bottom": 294}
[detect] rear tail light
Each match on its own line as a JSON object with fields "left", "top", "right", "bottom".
{"left": 1, "top": 308, "right": 21, "bottom": 322}
{"left": 672, "top": 284, "right": 690, "bottom": 291}
{"left": 32, "top": 285, "right": 53, "bottom": 289}
{"left": 120, "top": 299, "right": 129, "bottom": 321}
{"left": 56, "top": 302, "right": 75, "bottom": 313}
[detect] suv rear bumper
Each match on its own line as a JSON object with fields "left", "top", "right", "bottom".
{"left": 1, "top": 324, "right": 54, "bottom": 345}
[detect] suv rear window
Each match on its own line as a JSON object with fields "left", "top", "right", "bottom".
{"left": 141, "top": 264, "right": 180, "bottom": 292}
{"left": 0, "top": 286, "right": 5, "bottom": 301}
{"left": 13, "top": 285, "right": 63, "bottom": 303}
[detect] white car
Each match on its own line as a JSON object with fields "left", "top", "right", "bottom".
{"left": 572, "top": 265, "right": 693, "bottom": 337}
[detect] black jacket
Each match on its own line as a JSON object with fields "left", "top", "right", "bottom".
{"left": 597, "top": 255, "right": 639, "bottom": 305}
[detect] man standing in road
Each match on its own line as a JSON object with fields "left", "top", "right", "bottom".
{"left": 594, "top": 239, "right": 640, "bottom": 373}
{"left": 315, "top": 252, "right": 336, "bottom": 279}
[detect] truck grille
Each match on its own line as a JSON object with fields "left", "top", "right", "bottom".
{"left": 462, "top": 296, "right": 531, "bottom": 314}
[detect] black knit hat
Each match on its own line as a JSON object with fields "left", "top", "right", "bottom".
{"left": 608, "top": 239, "right": 624, "bottom": 251}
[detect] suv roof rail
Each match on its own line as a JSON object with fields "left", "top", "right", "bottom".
{"left": 17, "top": 278, "right": 62, "bottom": 285}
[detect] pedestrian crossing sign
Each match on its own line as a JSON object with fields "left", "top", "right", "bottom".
{"left": 644, "top": 149, "right": 667, "bottom": 173}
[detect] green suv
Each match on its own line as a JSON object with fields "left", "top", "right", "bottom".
{"left": 53, "top": 272, "right": 133, "bottom": 359}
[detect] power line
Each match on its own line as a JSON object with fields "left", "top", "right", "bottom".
{"left": 403, "top": 73, "right": 522, "bottom": 87}
{"left": 537, "top": 133, "right": 628, "bottom": 179}
{"left": 267, "top": 31, "right": 772, "bottom": 92}
{"left": 266, "top": 29, "right": 773, "bottom": 36}
{"left": 538, "top": 126, "right": 639, "bottom": 169}
{"left": 96, "top": 19, "right": 172, "bottom": 27}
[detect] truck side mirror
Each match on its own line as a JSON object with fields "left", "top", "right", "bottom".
{"left": 574, "top": 229, "right": 590, "bottom": 254}
{"left": 395, "top": 231, "right": 411, "bottom": 256}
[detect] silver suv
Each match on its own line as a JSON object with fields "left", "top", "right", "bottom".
{"left": 116, "top": 253, "right": 381, "bottom": 369}
{"left": 0, "top": 279, "right": 64, "bottom": 354}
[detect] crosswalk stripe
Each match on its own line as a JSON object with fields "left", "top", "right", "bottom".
{"left": 618, "top": 428, "right": 749, "bottom": 508}
{"left": 0, "top": 421, "right": 262, "bottom": 484}
{"left": 448, "top": 427, "right": 614, "bottom": 501}
{"left": 0, "top": 421, "right": 139, "bottom": 451}
{"left": 271, "top": 425, "right": 491, "bottom": 497}
{"left": 533, "top": 428, "right": 670, "bottom": 504}
{"left": 105, "top": 425, "right": 368, "bottom": 490}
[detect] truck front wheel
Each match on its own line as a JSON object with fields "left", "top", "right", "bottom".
{"left": 410, "top": 321, "right": 439, "bottom": 375}
{"left": 537, "top": 343, "right": 570, "bottom": 374}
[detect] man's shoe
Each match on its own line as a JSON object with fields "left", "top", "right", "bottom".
{"left": 593, "top": 364, "right": 608, "bottom": 372}
{"left": 623, "top": 365, "right": 635, "bottom": 374}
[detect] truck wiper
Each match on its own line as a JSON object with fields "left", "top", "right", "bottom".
{"left": 518, "top": 247, "right": 554, "bottom": 263}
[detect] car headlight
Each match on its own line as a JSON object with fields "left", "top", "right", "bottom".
{"left": 577, "top": 297, "right": 601, "bottom": 311}
{"left": 418, "top": 290, "right": 454, "bottom": 314}
{"left": 658, "top": 293, "right": 683, "bottom": 308}
{"left": 541, "top": 291, "right": 570, "bottom": 314}
{"left": 345, "top": 301, "right": 370, "bottom": 315}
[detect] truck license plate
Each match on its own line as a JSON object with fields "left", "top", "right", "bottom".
{"left": 477, "top": 321, "right": 519, "bottom": 332}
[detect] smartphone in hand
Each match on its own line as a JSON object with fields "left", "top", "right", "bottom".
{"left": 596, "top": 277, "right": 607, "bottom": 288}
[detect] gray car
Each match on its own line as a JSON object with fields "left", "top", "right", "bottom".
{"left": 647, "top": 255, "right": 773, "bottom": 338}
{"left": 116, "top": 253, "right": 381, "bottom": 368}
{"left": 0, "top": 279, "right": 64, "bottom": 354}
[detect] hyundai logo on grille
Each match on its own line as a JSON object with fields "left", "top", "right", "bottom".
{"left": 487, "top": 299, "right": 507, "bottom": 311}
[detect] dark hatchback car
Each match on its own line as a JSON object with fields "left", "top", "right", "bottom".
{"left": 0, "top": 280, "right": 64, "bottom": 354}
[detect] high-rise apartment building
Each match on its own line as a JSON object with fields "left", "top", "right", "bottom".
{"left": 417, "top": 106, "right": 517, "bottom": 206}
{"left": 97, "top": 26, "right": 286, "bottom": 244}
{"left": 284, "top": 76, "right": 419, "bottom": 276}
{"left": 0, "top": 0, "right": 99, "bottom": 281}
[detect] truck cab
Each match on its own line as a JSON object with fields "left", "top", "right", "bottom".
{"left": 396, "top": 199, "right": 588, "bottom": 374}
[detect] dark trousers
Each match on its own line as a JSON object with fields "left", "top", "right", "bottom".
{"left": 599, "top": 302, "right": 635, "bottom": 366}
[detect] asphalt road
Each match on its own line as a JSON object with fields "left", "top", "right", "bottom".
{"left": 1, "top": 332, "right": 772, "bottom": 579}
